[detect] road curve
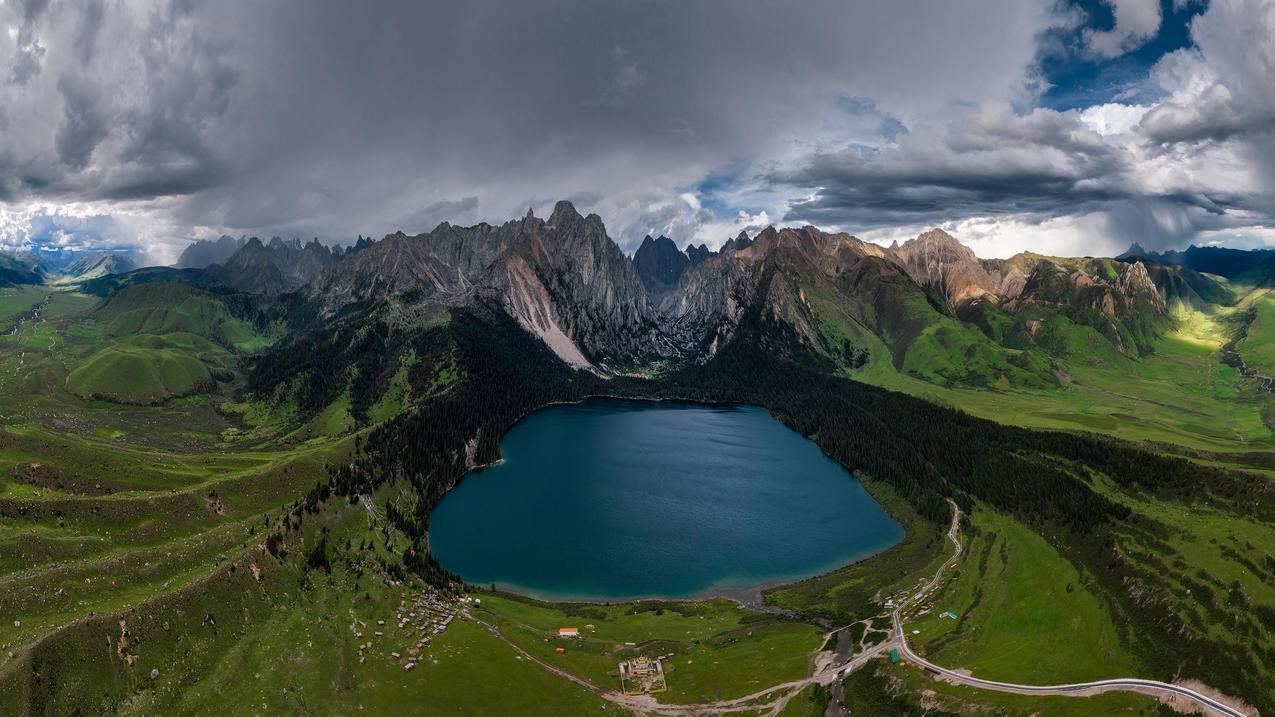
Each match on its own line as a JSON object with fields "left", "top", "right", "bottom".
{"left": 889, "top": 501, "right": 1249, "bottom": 717}
{"left": 470, "top": 497, "right": 1250, "bottom": 717}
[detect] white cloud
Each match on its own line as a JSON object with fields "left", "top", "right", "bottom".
{"left": 0, "top": 0, "right": 1271, "bottom": 263}
{"left": 1077, "top": 102, "right": 1149, "bottom": 136}
{"left": 1083, "top": 0, "right": 1163, "bottom": 58}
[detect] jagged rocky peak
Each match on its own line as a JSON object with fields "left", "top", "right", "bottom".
{"left": 1118, "top": 258, "right": 1164, "bottom": 306}
{"left": 633, "top": 234, "right": 691, "bottom": 292}
{"left": 1009, "top": 256, "right": 1166, "bottom": 325}
{"left": 891, "top": 228, "right": 999, "bottom": 308}
{"left": 686, "top": 243, "right": 713, "bottom": 265}
{"left": 175, "top": 235, "right": 246, "bottom": 269}
{"left": 721, "top": 230, "right": 754, "bottom": 253}
{"left": 476, "top": 200, "right": 677, "bottom": 371}
{"left": 208, "top": 234, "right": 337, "bottom": 295}
{"left": 899, "top": 228, "right": 979, "bottom": 260}
{"left": 548, "top": 199, "right": 584, "bottom": 227}
{"left": 1117, "top": 242, "right": 1150, "bottom": 260}
{"left": 309, "top": 212, "right": 541, "bottom": 313}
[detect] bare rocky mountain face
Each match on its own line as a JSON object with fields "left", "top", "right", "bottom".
{"left": 633, "top": 235, "right": 691, "bottom": 294}
{"left": 890, "top": 228, "right": 1000, "bottom": 308}
{"left": 476, "top": 202, "right": 676, "bottom": 370}
{"left": 209, "top": 237, "right": 337, "bottom": 295}
{"left": 176, "top": 235, "right": 246, "bottom": 269}
{"left": 219, "top": 201, "right": 1199, "bottom": 375}
{"left": 306, "top": 215, "right": 529, "bottom": 312}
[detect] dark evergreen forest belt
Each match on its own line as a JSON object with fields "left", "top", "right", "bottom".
{"left": 276, "top": 304, "right": 1273, "bottom": 709}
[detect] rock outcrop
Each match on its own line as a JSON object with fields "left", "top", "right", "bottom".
{"left": 478, "top": 201, "right": 675, "bottom": 369}
{"left": 633, "top": 235, "right": 691, "bottom": 294}
{"left": 176, "top": 236, "right": 245, "bottom": 269}
{"left": 245, "top": 205, "right": 1188, "bottom": 375}
{"left": 209, "top": 237, "right": 336, "bottom": 295}
{"left": 889, "top": 228, "right": 999, "bottom": 309}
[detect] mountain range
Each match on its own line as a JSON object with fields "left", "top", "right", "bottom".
{"left": 1, "top": 203, "right": 1254, "bottom": 388}
{"left": 0, "top": 250, "right": 141, "bottom": 285}
{"left": 175, "top": 235, "right": 247, "bottom": 269}
{"left": 1118, "top": 241, "right": 1275, "bottom": 286}
{"left": 4, "top": 201, "right": 1273, "bottom": 715}
{"left": 164, "top": 201, "right": 1238, "bottom": 392}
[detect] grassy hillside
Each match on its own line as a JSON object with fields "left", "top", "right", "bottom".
{"left": 866, "top": 301, "right": 1274, "bottom": 459}
{"left": 475, "top": 593, "right": 823, "bottom": 704}
{"left": 0, "top": 254, "right": 42, "bottom": 287}
{"left": 0, "top": 273, "right": 1271, "bottom": 716}
{"left": 791, "top": 253, "right": 1058, "bottom": 390}
{"left": 907, "top": 508, "right": 1136, "bottom": 683}
{"left": 1236, "top": 289, "right": 1275, "bottom": 376}
{"left": 54, "top": 283, "right": 279, "bottom": 405}
{"left": 66, "top": 334, "right": 217, "bottom": 404}
{"left": 95, "top": 282, "right": 275, "bottom": 353}
{"left": 793, "top": 254, "right": 1274, "bottom": 463}
{"left": 0, "top": 286, "right": 49, "bottom": 324}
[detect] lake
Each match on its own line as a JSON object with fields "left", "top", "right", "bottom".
{"left": 428, "top": 399, "right": 903, "bottom": 601}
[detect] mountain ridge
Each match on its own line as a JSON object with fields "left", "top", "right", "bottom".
{"left": 178, "top": 202, "right": 1239, "bottom": 385}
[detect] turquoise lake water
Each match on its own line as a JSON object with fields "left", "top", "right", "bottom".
{"left": 428, "top": 399, "right": 903, "bottom": 601}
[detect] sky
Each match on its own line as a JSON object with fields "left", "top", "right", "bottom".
{"left": 1, "top": 0, "right": 1273, "bottom": 263}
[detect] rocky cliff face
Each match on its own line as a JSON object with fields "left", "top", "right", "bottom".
{"left": 176, "top": 235, "right": 245, "bottom": 269}
{"left": 250, "top": 203, "right": 1187, "bottom": 375}
{"left": 307, "top": 213, "right": 532, "bottom": 312}
{"left": 478, "top": 201, "right": 676, "bottom": 370}
{"left": 633, "top": 235, "right": 691, "bottom": 294}
{"left": 210, "top": 237, "right": 336, "bottom": 295}
{"left": 1005, "top": 257, "right": 1164, "bottom": 320}
{"left": 686, "top": 243, "right": 714, "bottom": 266}
{"left": 889, "top": 229, "right": 999, "bottom": 309}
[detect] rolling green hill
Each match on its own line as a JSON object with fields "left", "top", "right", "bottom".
{"left": 94, "top": 281, "right": 272, "bottom": 353}
{"left": 1, "top": 210, "right": 1273, "bottom": 717}
{"left": 58, "top": 282, "right": 277, "bottom": 404}
{"left": 0, "top": 254, "right": 42, "bottom": 287}
{"left": 1235, "top": 290, "right": 1275, "bottom": 377}
{"left": 66, "top": 334, "right": 218, "bottom": 404}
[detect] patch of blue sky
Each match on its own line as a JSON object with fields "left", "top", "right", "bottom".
{"left": 1038, "top": 0, "right": 1204, "bottom": 111}
{"left": 694, "top": 165, "right": 751, "bottom": 214}
{"left": 832, "top": 95, "right": 908, "bottom": 142}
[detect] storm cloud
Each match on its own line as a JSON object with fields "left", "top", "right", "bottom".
{"left": 0, "top": 0, "right": 1273, "bottom": 261}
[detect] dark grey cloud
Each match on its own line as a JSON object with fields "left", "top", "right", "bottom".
{"left": 0, "top": 0, "right": 1057, "bottom": 258}
{"left": 54, "top": 75, "right": 108, "bottom": 170}
{"left": 770, "top": 0, "right": 1275, "bottom": 255}
{"left": 400, "top": 197, "right": 480, "bottom": 234}
{"left": 6, "top": 0, "right": 49, "bottom": 85}
{"left": 774, "top": 104, "right": 1128, "bottom": 230}
{"left": 0, "top": 0, "right": 1272, "bottom": 260}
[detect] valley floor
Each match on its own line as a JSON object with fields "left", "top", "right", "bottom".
{"left": 0, "top": 284, "right": 1272, "bottom": 715}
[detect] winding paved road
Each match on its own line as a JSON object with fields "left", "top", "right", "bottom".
{"left": 474, "top": 498, "right": 1252, "bottom": 716}
{"left": 881, "top": 501, "right": 1250, "bottom": 717}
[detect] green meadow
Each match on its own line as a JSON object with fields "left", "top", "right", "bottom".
{"left": 0, "top": 274, "right": 1271, "bottom": 715}
{"left": 906, "top": 508, "right": 1136, "bottom": 683}
{"left": 474, "top": 593, "right": 824, "bottom": 704}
